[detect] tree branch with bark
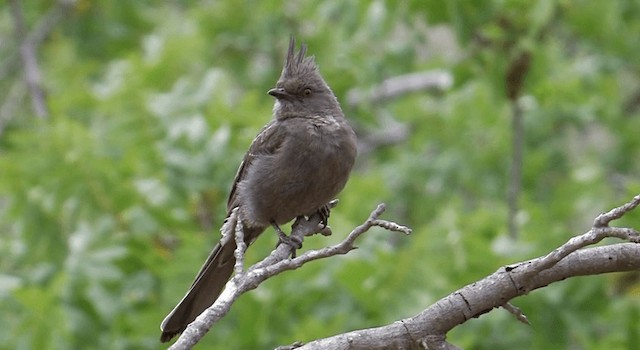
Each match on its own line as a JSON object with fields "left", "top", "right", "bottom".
{"left": 285, "top": 194, "right": 640, "bottom": 350}
{"left": 168, "top": 202, "right": 412, "bottom": 350}
{"left": 166, "top": 194, "right": 640, "bottom": 349}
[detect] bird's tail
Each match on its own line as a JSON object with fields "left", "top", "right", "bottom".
{"left": 159, "top": 225, "right": 264, "bottom": 342}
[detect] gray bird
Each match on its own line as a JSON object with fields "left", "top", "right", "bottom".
{"left": 160, "top": 37, "right": 358, "bottom": 342}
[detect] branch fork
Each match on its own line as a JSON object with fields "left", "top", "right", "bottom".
{"left": 171, "top": 195, "right": 640, "bottom": 350}
{"left": 168, "top": 202, "right": 411, "bottom": 349}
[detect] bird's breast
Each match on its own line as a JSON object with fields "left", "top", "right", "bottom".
{"left": 240, "top": 115, "right": 356, "bottom": 226}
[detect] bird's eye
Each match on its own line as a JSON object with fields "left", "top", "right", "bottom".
{"left": 304, "top": 88, "right": 312, "bottom": 96}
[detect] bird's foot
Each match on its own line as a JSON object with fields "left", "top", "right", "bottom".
{"left": 272, "top": 222, "right": 302, "bottom": 258}
{"left": 304, "top": 202, "right": 334, "bottom": 237}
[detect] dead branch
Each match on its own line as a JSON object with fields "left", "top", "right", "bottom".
{"left": 168, "top": 194, "right": 640, "bottom": 349}
{"left": 168, "top": 203, "right": 411, "bottom": 350}
{"left": 346, "top": 70, "right": 453, "bottom": 107}
{"left": 288, "top": 194, "right": 640, "bottom": 349}
{"left": 9, "top": 0, "right": 49, "bottom": 118}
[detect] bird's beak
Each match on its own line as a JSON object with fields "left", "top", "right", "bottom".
{"left": 268, "top": 87, "right": 289, "bottom": 99}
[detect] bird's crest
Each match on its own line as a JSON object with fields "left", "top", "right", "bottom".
{"left": 282, "top": 37, "right": 317, "bottom": 79}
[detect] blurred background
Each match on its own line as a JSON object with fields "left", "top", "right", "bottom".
{"left": 1, "top": 0, "right": 639, "bottom": 349}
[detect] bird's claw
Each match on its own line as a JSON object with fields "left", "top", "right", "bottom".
{"left": 272, "top": 222, "right": 302, "bottom": 258}
{"left": 317, "top": 203, "right": 331, "bottom": 228}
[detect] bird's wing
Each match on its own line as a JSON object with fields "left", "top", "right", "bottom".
{"left": 161, "top": 120, "right": 286, "bottom": 342}
{"left": 227, "top": 120, "right": 285, "bottom": 212}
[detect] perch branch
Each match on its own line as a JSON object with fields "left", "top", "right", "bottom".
{"left": 168, "top": 203, "right": 411, "bottom": 349}
{"left": 232, "top": 208, "right": 246, "bottom": 274}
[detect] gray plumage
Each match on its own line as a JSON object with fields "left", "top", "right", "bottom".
{"left": 160, "top": 37, "right": 357, "bottom": 342}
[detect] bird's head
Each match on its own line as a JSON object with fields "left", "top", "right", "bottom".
{"left": 269, "top": 37, "right": 340, "bottom": 119}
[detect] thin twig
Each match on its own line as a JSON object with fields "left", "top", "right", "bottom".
{"left": 507, "top": 100, "right": 523, "bottom": 238}
{"left": 594, "top": 194, "right": 640, "bottom": 227}
{"left": 9, "top": 0, "right": 48, "bottom": 118}
{"left": 0, "top": 0, "right": 74, "bottom": 81}
{"left": 519, "top": 195, "right": 640, "bottom": 274}
{"left": 422, "top": 334, "right": 463, "bottom": 350}
{"left": 505, "top": 51, "right": 531, "bottom": 239}
{"left": 501, "top": 302, "right": 530, "bottom": 325}
{"left": 371, "top": 219, "right": 412, "bottom": 234}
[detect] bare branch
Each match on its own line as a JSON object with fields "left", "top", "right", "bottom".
{"left": 594, "top": 193, "right": 640, "bottom": 227}
{"left": 1, "top": 0, "right": 74, "bottom": 81}
{"left": 501, "top": 302, "right": 530, "bottom": 325}
{"left": 507, "top": 99, "right": 524, "bottom": 238}
{"left": 356, "top": 115, "right": 410, "bottom": 156}
{"left": 26, "top": 0, "right": 76, "bottom": 48}
{"left": 9, "top": 0, "right": 49, "bottom": 118}
{"left": 371, "top": 219, "right": 412, "bottom": 234}
{"left": 295, "top": 243, "right": 640, "bottom": 350}
{"left": 289, "top": 194, "right": 640, "bottom": 349}
{"left": 232, "top": 209, "right": 246, "bottom": 274}
{"left": 168, "top": 203, "right": 410, "bottom": 349}
{"left": 347, "top": 71, "right": 452, "bottom": 157}
{"left": 520, "top": 194, "right": 640, "bottom": 274}
{"left": 346, "top": 70, "right": 453, "bottom": 107}
{"left": 168, "top": 194, "right": 640, "bottom": 350}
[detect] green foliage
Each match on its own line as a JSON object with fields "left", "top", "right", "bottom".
{"left": 1, "top": 0, "right": 639, "bottom": 349}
